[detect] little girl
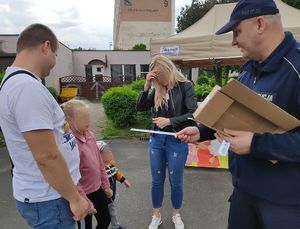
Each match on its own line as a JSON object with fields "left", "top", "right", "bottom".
{"left": 62, "top": 99, "right": 112, "bottom": 229}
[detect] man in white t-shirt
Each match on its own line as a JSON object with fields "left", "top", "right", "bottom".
{"left": 0, "top": 24, "right": 93, "bottom": 229}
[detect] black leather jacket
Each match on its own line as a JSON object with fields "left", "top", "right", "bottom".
{"left": 136, "top": 81, "right": 198, "bottom": 132}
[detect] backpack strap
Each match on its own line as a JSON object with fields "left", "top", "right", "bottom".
{"left": 0, "top": 70, "right": 38, "bottom": 177}
{"left": 0, "top": 70, "right": 38, "bottom": 91}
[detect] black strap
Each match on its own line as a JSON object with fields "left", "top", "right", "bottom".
{"left": 0, "top": 70, "right": 38, "bottom": 91}
{"left": 0, "top": 70, "right": 38, "bottom": 178}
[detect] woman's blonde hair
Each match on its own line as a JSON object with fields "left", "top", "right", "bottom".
{"left": 150, "top": 55, "right": 187, "bottom": 111}
{"left": 61, "top": 99, "right": 89, "bottom": 118}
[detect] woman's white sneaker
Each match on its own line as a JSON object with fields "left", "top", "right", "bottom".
{"left": 148, "top": 215, "right": 162, "bottom": 229}
{"left": 172, "top": 214, "right": 184, "bottom": 229}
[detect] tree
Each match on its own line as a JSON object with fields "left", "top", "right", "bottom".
{"left": 282, "top": 0, "right": 300, "bottom": 9}
{"left": 73, "top": 46, "right": 83, "bottom": 51}
{"left": 72, "top": 47, "right": 96, "bottom": 51}
{"left": 132, "top": 43, "right": 147, "bottom": 51}
{"left": 176, "top": 0, "right": 238, "bottom": 33}
{"left": 176, "top": 0, "right": 239, "bottom": 86}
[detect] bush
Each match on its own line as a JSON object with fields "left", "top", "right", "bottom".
{"left": 136, "top": 111, "right": 152, "bottom": 129}
{"left": 130, "top": 79, "right": 146, "bottom": 92}
{"left": 196, "top": 76, "right": 210, "bottom": 85}
{"left": 209, "top": 78, "right": 216, "bottom": 87}
{"left": 194, "top": 84, "right": 213, "bottom": 102}
{"left": 47, "top": 87, "right": 58, "bottom": 100}
{"left": 101, "top": 87, "right": 138, "bottom": 128}
{"left": 132, "top": 43, "right": 147, "bottom": 51}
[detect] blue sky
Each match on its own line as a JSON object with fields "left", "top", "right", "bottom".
{"left": 0, "top": 0, "right": 191, "bottom": 49}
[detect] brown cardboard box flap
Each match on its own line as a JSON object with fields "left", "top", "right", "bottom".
{"left": 193, "top": 80, "right": 300, "bottom": 134}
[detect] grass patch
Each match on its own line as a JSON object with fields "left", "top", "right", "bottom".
{"left": 102, "top": 119, "right": 150, "bottom": 139}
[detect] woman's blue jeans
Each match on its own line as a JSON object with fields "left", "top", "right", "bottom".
{"left": 149, "top": 134, "right": 188, "bottom": 209}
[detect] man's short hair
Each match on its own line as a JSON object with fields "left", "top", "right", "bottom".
{"left": 16, "top": 23, "right": 59, "bottom": 53}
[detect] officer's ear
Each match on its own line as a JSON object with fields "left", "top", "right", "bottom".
{"left": 255, "top": 16, "right": 267, "bottom": 35}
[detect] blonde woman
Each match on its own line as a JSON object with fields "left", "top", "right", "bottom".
{"left": 136, "top": 55, "right": 197, "bottom": 229}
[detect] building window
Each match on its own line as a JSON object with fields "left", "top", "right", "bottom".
{"left": 92, "top": 65, "right": 104, "bottom": 76}
{"left": 124, "top": 64, "right": 136, "bottom": 81}
{"left": 140, "top": 64, "right": 149, "bottom": 78}
{"left": 111, "top": 64, "right": 136, "bottom": 82}
{"left": 110, "top": 64, "right": 123, "bottom": 78}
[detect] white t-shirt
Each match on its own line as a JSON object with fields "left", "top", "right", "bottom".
{"left": 0, "top": 67, "right": 80, "bottom": 203}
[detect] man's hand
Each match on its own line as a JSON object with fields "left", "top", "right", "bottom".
{"left": 215, "top": 129, "right": 254, "bottom": 155}
{"left": 104, "top": 188, "right": 113, "bottom": 198}
{"left": 23, "top": 130, "right": 96, "bottom": 221}
{"left": 176, "top": 126, "right": 200, "bottom": 143}
{"left": 70, "top": 195, "right": 91, "bottom": 221}
{"left": 76, "top": 184, "right": 97, "bottom": 216}
{"left": 124, "top": 180, "right": 131, "bottom": 188}
{"left": 152, "top": 117, "right": 171, "bottom": 129}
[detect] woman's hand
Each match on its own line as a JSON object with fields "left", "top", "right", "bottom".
{"left": 152, "top": 117, "right": 171, "bottom": 129}
{"left": 144, "top": 70, "right": 158, "bottom": 91}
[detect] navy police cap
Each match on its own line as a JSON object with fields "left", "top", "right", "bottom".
{"left": 216, "top": 0, "right": 279, "bottom": 35}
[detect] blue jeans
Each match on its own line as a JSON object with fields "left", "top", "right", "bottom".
{"left": 149, "top": 134, "right": 188, "bottom": 209}
{"left": 15, "top": 198, "right": 75, "bottom": 229}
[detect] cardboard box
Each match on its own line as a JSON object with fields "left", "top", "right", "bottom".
{"left": 193, "top": 79, "right": 300, "bottom": 134}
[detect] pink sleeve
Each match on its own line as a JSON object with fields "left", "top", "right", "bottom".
{"left": 98, "top": 149, "right": 110, "bottom": 189}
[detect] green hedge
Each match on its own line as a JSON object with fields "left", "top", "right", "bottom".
{"left": 101, "top": 87, "right": 138, "bottom": 128}
{"left": 136, "top": 111, "right": 152, "bottom": 129}
{"left": 196, "top": 76, "right": 210, "bottom": 85}
{"left": 194, "top": 84, "right": 213, "bottom": 102}
{"left": 47, "top": 87, "right": 58, "bottom": 100}
{"left": 130, "top": 79, "right": 146, "bottom": 92}
{"left": 209, "top": 78, "right": 216, "bottom": 87}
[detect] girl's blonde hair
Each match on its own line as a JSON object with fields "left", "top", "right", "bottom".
{"left": 150, "top": 55, "right": 187, "bottom": 111}
{"left": 61, "top": 99, "right": 89, "bottom": 118}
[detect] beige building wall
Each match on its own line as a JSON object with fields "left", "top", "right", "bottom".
{"left": 46, "top": 43, "right": 74, "bottom": 91}
{"left": 1, "top": 35, "right": 152, "bottom": 92}
{"left": 0, "top": 35, "right": 73, "bottom": 92}
{"left": 0, "top": 35, "right": 18, "bottom": 54}
{"left": 73, "top": 50, "right": 150, "bottom": 77}
{"left": 117, "top": 21, "right": 172, "bottom": 50}
{"left": 114, "top": 0, "right": 175, "bottom": 50}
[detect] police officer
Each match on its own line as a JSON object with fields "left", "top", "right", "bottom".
{"left": 177, "top": 0, "right": 300, "bottom": 228}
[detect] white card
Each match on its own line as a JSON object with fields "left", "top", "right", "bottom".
{"left": 216, "top": 140, "right": 230, "bottom": 156}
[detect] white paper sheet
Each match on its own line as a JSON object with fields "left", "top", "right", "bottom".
{"left": 130, "top": 128, "right": 176, "bottom": 136}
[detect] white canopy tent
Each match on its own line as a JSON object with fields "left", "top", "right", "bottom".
{"left": 150, "top": 0, "right": 300, "bottom": 67}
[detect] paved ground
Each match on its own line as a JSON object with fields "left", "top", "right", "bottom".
{"left": 81, "top": 100, "right": 107, "bottom": 139}
{"left": 0, "top": 100, "right": 234, "bottom": 229}
{"left": 0, "top": 140, "right": 233, "bottom": 229}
